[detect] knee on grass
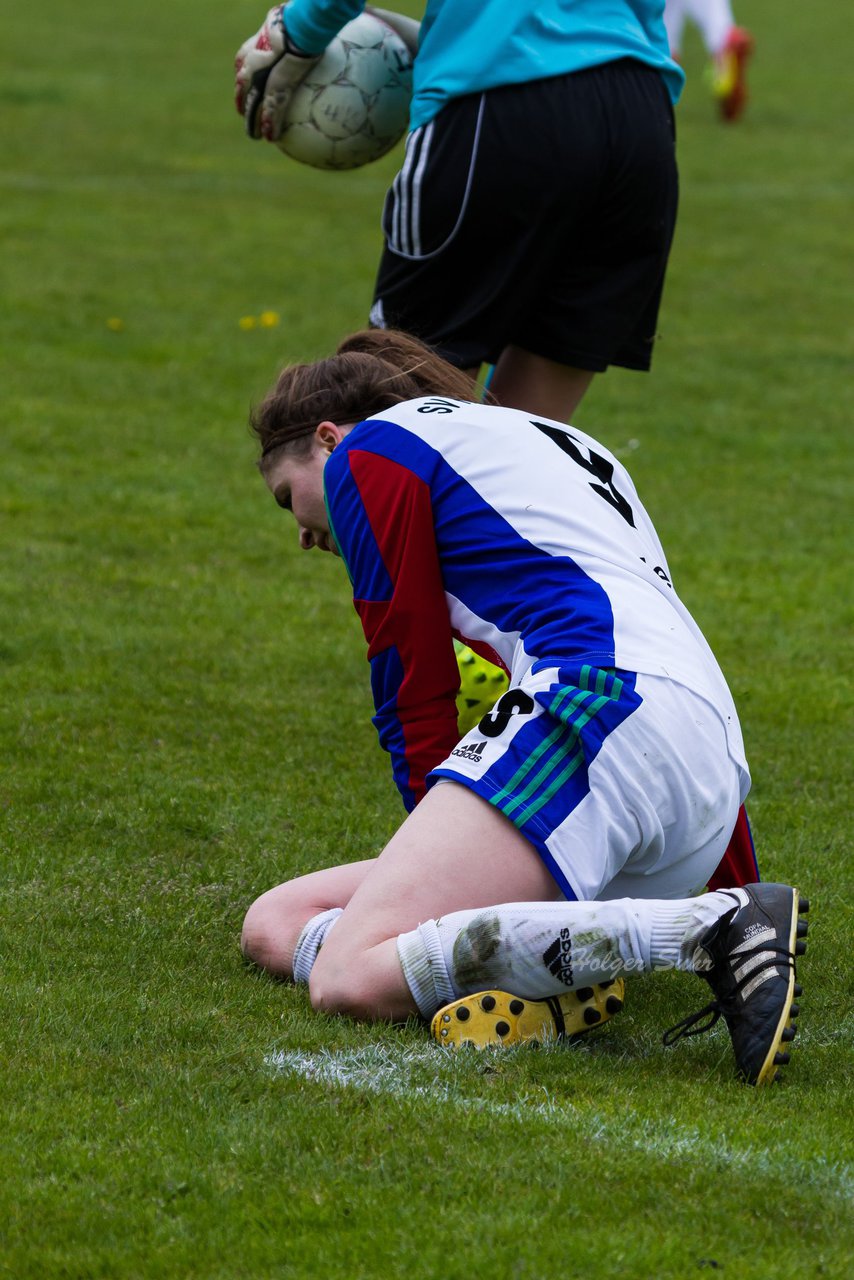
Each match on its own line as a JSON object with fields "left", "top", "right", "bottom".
{"left": 307, "top": 955, "right": 383, "bottom": 1022}
{"left": 240, "top": 893, "right": 295, "bottom": 978}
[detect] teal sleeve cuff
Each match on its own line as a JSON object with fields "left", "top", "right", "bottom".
{"left": 284, "top": 0, "right": 366, "bottom": 56}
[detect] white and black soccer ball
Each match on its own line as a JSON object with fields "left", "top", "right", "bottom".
{"left": 277, "top": 13, "right": 414, "bottom": 171}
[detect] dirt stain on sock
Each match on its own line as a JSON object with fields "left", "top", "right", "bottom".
{"left": 571, "top": 928, "right": 620, "bottom": 971}
{"left": 452, "top": 914, "right": 502, "bottom": 989}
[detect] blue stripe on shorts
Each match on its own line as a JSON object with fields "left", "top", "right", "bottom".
{"left": 428, "top": 665, "right": 642, "bottom": 899}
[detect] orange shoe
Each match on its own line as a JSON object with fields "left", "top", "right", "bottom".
{"left": 712, "top": 26, "right": 754, "bottom": 122}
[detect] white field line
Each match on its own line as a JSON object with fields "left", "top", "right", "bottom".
{"left": 266, "top": 1043, "right": 853, "bottom": 1202}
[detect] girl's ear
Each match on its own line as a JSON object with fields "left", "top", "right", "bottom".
{"left": 315, "top": 420, "right": 345, "bottom": 453}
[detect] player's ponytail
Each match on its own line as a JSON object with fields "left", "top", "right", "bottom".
{"left": 334, "top": 329, "right": 479, "bottom": 401}
{"left": 251, "top": 329, "right": 481, "bottom": 465}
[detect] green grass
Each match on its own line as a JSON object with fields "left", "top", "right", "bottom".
{"left": 1, "top": 1, "right": 852, "bottom": 1275}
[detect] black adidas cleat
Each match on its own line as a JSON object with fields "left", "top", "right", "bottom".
{"left": 431, "top": 981, "right": 625, "bottom": 1049}
{"left": 663, "top": 883, "right": 808, "bottom": 1086}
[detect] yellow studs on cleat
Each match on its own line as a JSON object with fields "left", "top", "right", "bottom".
{"left": 430, "top": 981, "right": 626, "bottom": 1049}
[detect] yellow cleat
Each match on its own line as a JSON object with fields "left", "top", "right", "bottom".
{"left": 710, "top": 26, "right": 754, "bottom": 122}
{"left": 431, "top": 981, "right": 626, "bottom": 1049}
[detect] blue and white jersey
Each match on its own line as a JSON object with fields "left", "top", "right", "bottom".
{"left": 284, "top": 0, "right": 684, "bottom": 130}
{"left": 323, "top": 396, "right": 747, "bottom": 811}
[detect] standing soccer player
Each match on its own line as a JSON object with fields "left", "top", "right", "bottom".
{"left": 664, "top": 0, "right": 754, "bottom": 121}
{"left": 240, "top": 329, "right": 807, "bottom": 1086}
{"left": 235, "top": 1, "right": 683, "bottom": 422}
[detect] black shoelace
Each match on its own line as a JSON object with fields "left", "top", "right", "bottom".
{"left": 662, "top": 944, "right": 797, "bottom": 1047}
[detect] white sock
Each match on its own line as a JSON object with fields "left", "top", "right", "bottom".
{"left": 397, "top": 892, "right": 741, "bottom": 1018}
{"left": 397, "top": 918, "right": 457, "bottom": 1017}
{"left": 649, "top": 888, "right": 743, "bottom": 972}
{"left": 685, "top": 0, "right": 736, "bottom": 54}
{"left": 292, "top": 908, "right": 343, "bottom": 985}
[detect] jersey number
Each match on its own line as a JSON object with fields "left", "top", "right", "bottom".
{"left": 479, "top": 689, "right": 536, "bottom": 737}
{"left": 532, "top": 420, "right": 635, "bottom": 528}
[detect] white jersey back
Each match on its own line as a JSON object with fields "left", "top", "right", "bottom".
{"left": 357, "top": 397, "right": 747, "bottom": 776}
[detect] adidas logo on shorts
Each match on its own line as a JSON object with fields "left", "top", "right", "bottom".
{"left": 451, "top": 740, "right": 487, "bottom": 763}
{"left": 543, "top": 927, "right": 574, "bottom": 987}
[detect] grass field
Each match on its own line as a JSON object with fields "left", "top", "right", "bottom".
{"left": 1, "top": 2, "right": 852, "bottom": 1275}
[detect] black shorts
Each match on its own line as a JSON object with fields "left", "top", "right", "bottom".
{"left": 370, "top": 60, "right": 679, "bottom": 372}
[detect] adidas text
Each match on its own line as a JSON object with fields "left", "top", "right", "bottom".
{"left": 451, "top": 740, "right": 487, "bottom": 763}
{"left": 543, "top": 927, "right": 574, "bottom": 987}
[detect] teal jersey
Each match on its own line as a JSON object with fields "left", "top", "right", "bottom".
{"left": 284, "top": 0, "right": 684, "bottom": 130}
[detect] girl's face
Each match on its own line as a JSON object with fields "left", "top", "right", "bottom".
{"left": 263, "top": 422, "right": 347, "bottom": 554}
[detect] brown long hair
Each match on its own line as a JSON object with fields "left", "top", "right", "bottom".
{"left": 251, "top": 329, "right": 481, "bottom": 465}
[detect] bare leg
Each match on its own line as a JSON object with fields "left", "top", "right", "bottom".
{"left": 309, "top": 781, "right": 562, "bottom": 1022}
{"left": 241, "top": 858, "right": 376, "bottom": 977}
{"left": 489, "top": 346, "right": 595, "bottom": 422}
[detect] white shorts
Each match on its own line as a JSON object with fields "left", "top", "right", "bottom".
{"left": 428, "top": 663, "right": 749, "bottom": 902}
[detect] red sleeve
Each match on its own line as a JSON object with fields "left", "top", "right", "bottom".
{"left": 328, "top": 447, "right": 461, "bottom": 810}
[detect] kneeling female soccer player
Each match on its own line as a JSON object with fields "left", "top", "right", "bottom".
{"left": 240, "top": 329, "right": 807, "bottom": 1085}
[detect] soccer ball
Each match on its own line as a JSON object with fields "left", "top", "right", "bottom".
{"left": 455, "top": 642, "right": 509, "bottom": 737}
{"left": 277, "top": 13, "right": 413, "bottom": 170}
